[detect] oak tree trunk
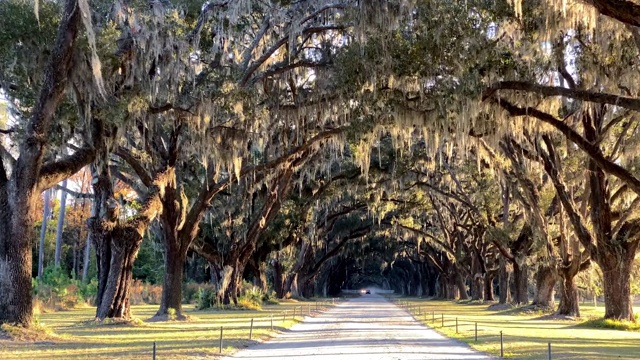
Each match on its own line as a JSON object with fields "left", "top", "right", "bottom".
{"left": 0, "top": 0, "right": 85, "bottom": 327}
{"left": 600, "top": 256, "right": 635, "bottom": 321}
{"left": 95, "top": 231, "right": 141, "bottom": 319}
{"left": 455, "top": 270, "right": 469, "bottom": 300}
{"left": 484, "top": 273, "right": 495, "bottom": 301}
{"left": 512, "top": 261, "right": 528, "bottom": 305}
{"left": 498, "top": 257, "right": 511, "bottom": 304}
{"left": 532, "top": 263, "right": 556, "bottom": 308}
{"left": 557, "top": 271, "right": 580, "bottom": 317}
{"left": 156, "top": 244, "right": 187, "bottom": 319}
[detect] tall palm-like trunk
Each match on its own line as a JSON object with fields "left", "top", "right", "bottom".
{"left": 38, "top": 189, "right": 52, "bottom": 279}
{"left": 54, "top": 180, "right": 68, "bottom": 266}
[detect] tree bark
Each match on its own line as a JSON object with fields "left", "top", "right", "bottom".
{"left": 599, "top": 253, "right": 636, "bottom": 321}
{"left": 513, "top": 260, "right": 528, "bottom": 305}
{"left": 0, "top": 0, "right": 83, "bottom": 326}
{"left": 455, "top": 270, "right": 469, "bottom": 300}
{"left": 95, "top": 230, "right": 141, "bottom": 319}
{"left": 498, "top": 256, "right": 511, "bottom": 304}
{"left": 155, "top": 242, "right": 187, "bottom": 319}
{"left": 531, "top": 263, "right": 556, "bottom": 308}
{"left": 470, "top": 253, "right": 484, "bottom": 301}
{"left": 272, "top": 259, "right": 285, "bottom": 298}
{"left": 154, "top": 178, "right": 190, "bottom": 319}
{"left": 484, "top": 272, "right": 495, "bottom": 301}
{"left": 89, "top": 158, "right": 168, "bottom": 320}
{"left": 557, "top": 270, "right": 580, "bottom": 317}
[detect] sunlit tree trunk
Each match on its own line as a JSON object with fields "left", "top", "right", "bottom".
{"left": 54, "top": 180, "right": 68, "bottom": 267}
{"left": 532, "top": 263, "right": 556, "bottom": 308}
{"left": 38, "top": 189, "right": 52, "bottom": 279}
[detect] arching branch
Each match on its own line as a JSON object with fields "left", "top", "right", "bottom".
{"left": 486, "top": 96, "right": 640, "bottom": 197}
{"left": 484, "top": 81, "right": 640, "bottom": 111}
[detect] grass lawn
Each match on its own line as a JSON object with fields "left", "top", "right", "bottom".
{"left": 398, "top": 298, "right": 640, "bottom": 359}
{"left": 0, "top": 299, "right": 334, "bottom": 359}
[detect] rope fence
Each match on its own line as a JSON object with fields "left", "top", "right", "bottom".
{"left": 394, "top": 300, "right": 555, "bottom": 359}
{"left": 149, "top": 298, "right": 341, "bottom": 359}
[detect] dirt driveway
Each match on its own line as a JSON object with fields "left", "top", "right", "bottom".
{"left": 224, "top": 294, "right": 494, "bottom": 359}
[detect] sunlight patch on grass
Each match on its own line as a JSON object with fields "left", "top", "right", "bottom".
{"left": 399, "top": 298, "right": 640, "bottom": 360}
{"left": 0, "top": 299, "right": 334, "bottom": 359}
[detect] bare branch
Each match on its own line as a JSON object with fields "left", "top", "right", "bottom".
{"left": 55, "top": 184, "right": 93, "bottom": 199}
{"left": 240, "top": 25, "right": 346, "bottom": 87}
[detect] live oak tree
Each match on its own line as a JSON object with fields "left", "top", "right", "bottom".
{"left": 0, "top": 0, "right": 107, "bottom": 326}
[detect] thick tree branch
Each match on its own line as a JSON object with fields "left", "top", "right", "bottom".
{"left": 581, "top": 0, "right": 640, "bottom": 27}
{"left": 39, "top": 146, "right": 96, "bottom": 191}
{"left": 484, "top": 81, "right": 640, "bottom": 111}
{"left": 538, "top": 135, "right": 596, "bottom": 254}
{"left": 183, "top": 127, "right": 344, "bottom": 242}
{"left": 487, "top": 96, "right": 640, "bottom": 197}
{"left": 241, "top": 17, "right": 271, "bottom": 72}
{"left": 114, "top": 147, "right": 154, "bottom": 187}
{"left": 397, "top": 224, "right": 456, "bottom": 256}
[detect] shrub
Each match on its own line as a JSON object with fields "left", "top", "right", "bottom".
{"left": 580, "top": 317, "right": 640, "bottom": 331}
{"left": 184, "top": 282, "right": 216, "bottom": 304}
{"left": 196, "top": 287, "right": 216, "bottom": 310}
{"left": 235, "top": 283, "right": 264, "bottom": 310}
{"left": 263, "top": 290, "right": 280, "bottom": 305}
{"left": 237, "top": 295, "right": 262, "bottom": 310}
{"left": 167, "top": 308, "right": 177, "bottom": 321}
{"left": 129, "top": 280, "right": 162, "bottom": 305}
{"left": 33, "top": 266, "right": 91, "bottom": 310}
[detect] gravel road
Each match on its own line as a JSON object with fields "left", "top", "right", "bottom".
{"left": 224, "top": 294, "right": 494, "bottom": 359}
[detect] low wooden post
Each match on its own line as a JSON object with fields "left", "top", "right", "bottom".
{"left": 500, "top": 331, "right": 503, "bottom": 358}
{"left": 548, "top": 342, "right": 552, "bottom": 360}
{"left": 152, "top": 341, "right": 156, "bottom": 360}
{"left": 475, "top": 322, "right": 478, "bottom": 342}
{"left": 456, "top": 317, "right": 458, "bottom": 333}
{"left": 219, "top": 326, "right": 223, "bottom": 354}
{"left": 249, "top": 318, "right": 254, "bottom": 340}
{"left": 441, "top": 314, "right": 444, "bottom": 327}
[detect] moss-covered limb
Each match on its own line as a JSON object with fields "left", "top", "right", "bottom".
{"left": 582, "top": 0, "right": 640, "bottom": 27}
